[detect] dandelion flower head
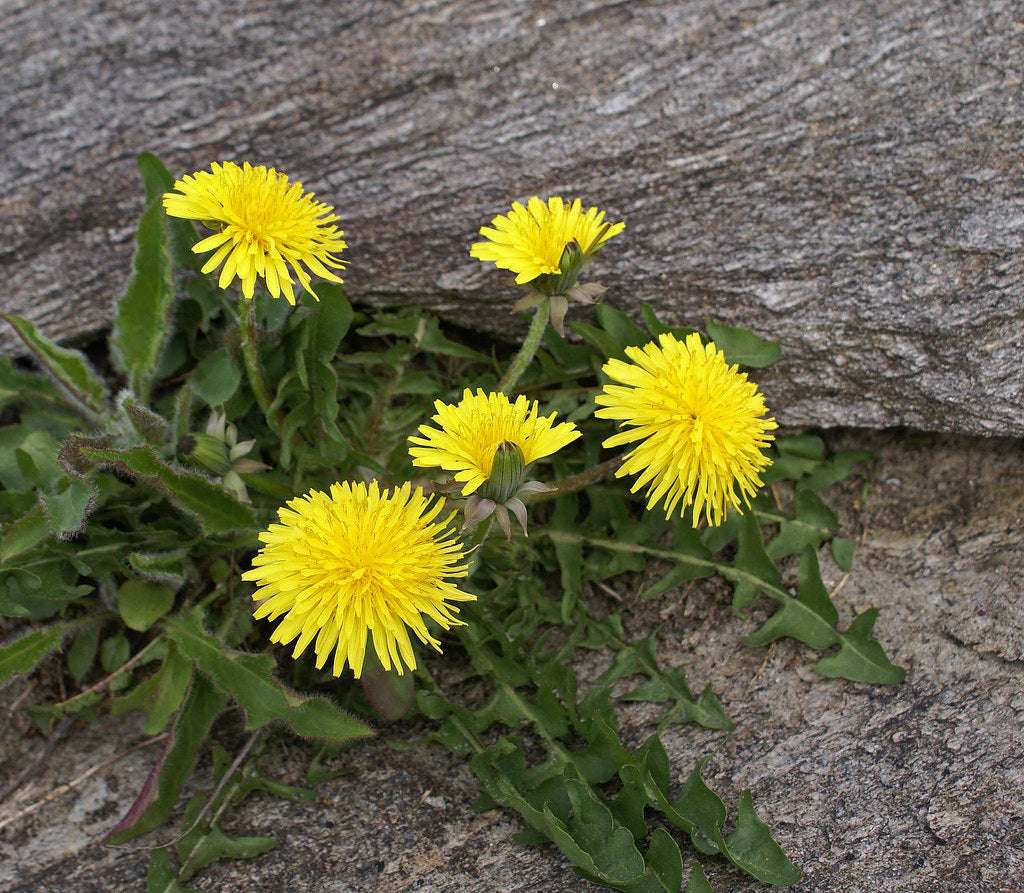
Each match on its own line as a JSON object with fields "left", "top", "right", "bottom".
{"left": 409, "top": 388, "right": 580, "bottom": 495}
{"left": 163, "top": 161, "right": 347, "bottom": 304}
{"left": 470, "top": 197, "right": 624, "bottom": 286}
{"left": 595, "top": 332, "right": 778, "bottom": 527}
{"left": 243, "top": 481, "right": 471, "bottom": 677}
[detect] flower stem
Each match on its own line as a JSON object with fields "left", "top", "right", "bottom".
{"left": 498, "top": 297, "right": 550, "bottom": 395}
{"left": 237, "top": 298, "right": 283, "bottom": 432}
{"left": 523, "top": 454, "right": 625, "bottom": 504}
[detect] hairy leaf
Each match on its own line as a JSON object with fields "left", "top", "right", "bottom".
{"left": 110, "top": 196, "right": 176, "bottom": 403}
{"left": 0, "top": 622, "right": 73, "bottom": 684}
{"left": 107, "top": 674, "right": 227, "bottom": 845}
{"left": 163, "top": 613, "right": 374, "bottom": 742}
{"left": 71, "top": 441, "right": 254, "bottom": 534}
{"left": 2, "top": 315, "right": 106, "bottom": 415}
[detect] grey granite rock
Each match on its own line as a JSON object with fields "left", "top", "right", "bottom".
{"left": 1, "top": 429, "right": 1022, "bottom": 891}
{"left": 1, "top": 0, "right": 1021, "bottom": 435}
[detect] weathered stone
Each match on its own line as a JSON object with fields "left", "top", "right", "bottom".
{"left": 1, "top": 0, "right": 1021, "bottom": 436}
{"left": 2, "top": 429, "right": 1022, "bottom": 891}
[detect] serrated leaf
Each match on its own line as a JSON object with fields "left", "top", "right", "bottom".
{"left": 2, "top": 315, "right": 107, "bottom": 415}
{"left": 799, "top": 448, "right": 873, "bottom": 490}
{"left": 0, "top": 622, "right": 72, "bottom": 684}
{"left": 163, "top": 613, "right": 374, "bottom": 742}
{"left": 107, "top": 674, "right": 227, "bottom": 845}
{"left": 110, "top": 197, "right": 176, "bottom": 403}
{"left": 419, "top": 316, "right": 488, "bottom": 361}
{"left": 815, "top": 608, "right": 907, "bottom": 684}
{"left": 765, "top": 488, "right": 838, "bottom": 559}
{"left": 189, "top": 347, "right": 240, "bottom": 406}
{"left": 744, "top": 547, "right": 839, "bottom": 650}
{"left": 723, "top": 790, "right": 802, "bottom": 884}
{"left": 730, "top": 511, "right": 781, "bottom": 613}
{"left": 73, "top": 442, "right": 254, "bottom": 534}
{"left": 704, "top": 317, "right": 780, "bottom": 368}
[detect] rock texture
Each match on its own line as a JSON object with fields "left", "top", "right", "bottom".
{"left": 2, "top": 429, "right": 1023, "bottom": 891}
{"left": 1, "top": 0, "right": 1022, "bottom": 435}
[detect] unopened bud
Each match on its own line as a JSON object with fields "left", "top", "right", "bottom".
{"left": 479, "top": 441, "right": 525, "bottom": 503}
{"left": 178, "top": 433, "right": 231, "bottom": 475}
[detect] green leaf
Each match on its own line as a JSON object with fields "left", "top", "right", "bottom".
{"left": 724, "top": 790, "right": 802, "bottom": 885}
{"left": 113, "top": 641, "right": 194, "bottom": 735}
{"left": 704, "top": 318, "right": 780, "bottom": 368}
{"left": 118, "top": 579, "right": 176, "bottom": 631}
{"left": 764, "top": 488, "right": 837, "bottom": 559}
{"left": 127, "top": 550, "right": 191, "bottom": 589}
{"left": 596, "top": 304, "right": 649, "bottom": 352}
{"left": 305, "top": 284, "right": 354, "bottom": 360}
{"left": 107, "top": 674, "right": 227, "bottom": 845}
{"left": 2, "top": 315, "right": 107, "bottom": 415}
{"left": 38, "top": 475, "right": 98, "bottom": 540}
{"left": 189, "top": 347, "right": 240, "bottom": 406}
{"left": 744, "top": 547, "right": 840, "bottom": 651}
{"left": 71, "top": 441, "right": 254, "bottom": 534}
{"left": 569, "top": 320, "right": 626, "bottom": 362}
{"left": 0, "top": 622, "right": 72, "bottom": 684}
{"left": 831, "top": 537, "right": 857, "bottom": 572}
{"left": 684, "top": 862, "right": 713, "bottom": 893}
{"left": 0, "top": 504, "right": 51, "bottom": 564}
{"left": 639, "top": 304, "right": 698, "bottom": 341}
{"left": 0, "top": 355, "right": 62, "bottom": 413}
{"left": 815, "top": 608, "right": 907, "bottom": 684}
{"left": 163, "top": 613, "right": 374, "bottom": 742}
{"left": 101, "top": 632, "right": 131, "bottom": 674}
{"left": 421, "top": 315, "right": 491, "bottom": 360}
{"left": 176, "top": 791, "right": 277, "bottom": 882}
{"left": 730, "top": 511, "right": 781, "bottom": 613}
{"left": 66, "top": 623, "right": 101, "bottom": 681}
{"left": 110, "top": 197, "right": 176, "bottom": 403}
{"left": 146, "top": 848, "right": 203, "bottom": 893}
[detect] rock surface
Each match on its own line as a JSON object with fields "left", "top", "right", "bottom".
{"left": 1, "top": 428, "right": 1022, "bottom": 892}
{"left": 2, "top": 0, "right": 1022, "bottom": 436}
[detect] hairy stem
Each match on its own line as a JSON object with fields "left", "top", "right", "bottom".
{"left": 498, "top": 298, "right": 550, "bottom": 395}
{"left": 523, "top": 454, "right": 626, "bottom": 504}
{"left": 237, "top": 298, "right": 283, "bottom": 432}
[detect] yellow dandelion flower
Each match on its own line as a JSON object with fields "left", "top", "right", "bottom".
{"left": 242, "top": 481, "right": 471, "bottom": 678}
{"left": 470, "top": 196, "right": 624, "bottom": 286}
{"left": 594, "top": 332, "right": 778, "bottom": 527}
{"left": 408, "top": 388, "right": 580, "bottom": 496}
{"left": 163, "top": 161, "right": 347, "bottom": 304}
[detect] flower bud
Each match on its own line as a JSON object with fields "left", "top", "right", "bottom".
{"left": 178, "top": 433, "right": 231, "bottom": 476}
{"left": 478, "top": 440, "right": 525, "bottom": 503}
